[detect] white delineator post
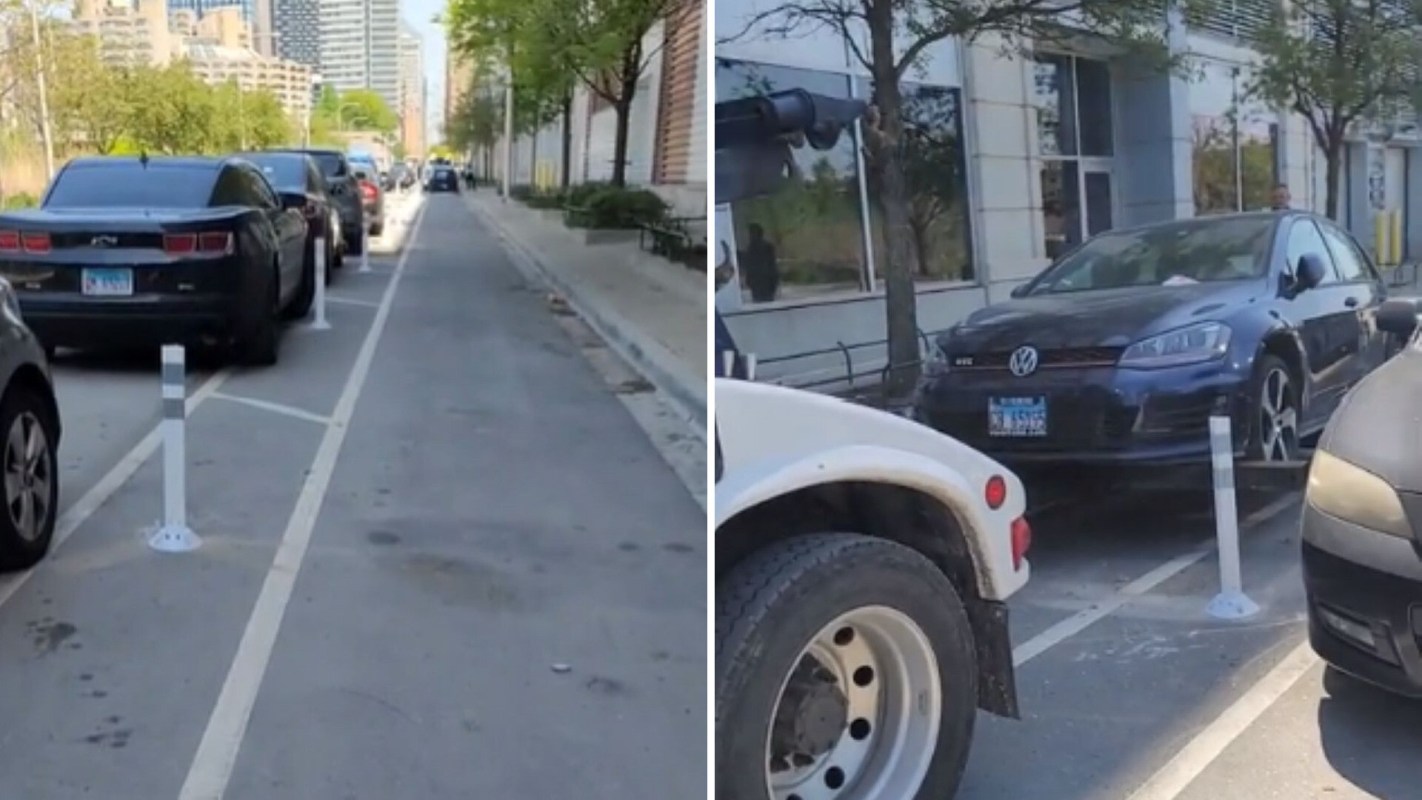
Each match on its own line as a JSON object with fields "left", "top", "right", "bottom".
{"left": 1206, "top": 415, "right": 1259, "bottom": 620}
{"left": 721, "top": 350, "right": 734, "bottom": 378}
{"left": 744, "top": 352, "right": 758, "bottom": 381}
{"left": 310, "top": 237, "right": 331, "bottom": 330}
{"left": 359, "top": 227, "right": 371, "bottom": 273}
{"left": 149, "top": 345, "right": 201, "bottom": 553}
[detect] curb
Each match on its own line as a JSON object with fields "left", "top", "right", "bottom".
{"left": 467, "top": 195, "right": 707, "bottom": 434}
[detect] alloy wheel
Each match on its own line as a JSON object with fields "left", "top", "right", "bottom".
{"left": 1258, "top": 367, "right": 1299, "bottom": 462}
{"left": 4, "top": 411, "right": 51, "bottom": 543}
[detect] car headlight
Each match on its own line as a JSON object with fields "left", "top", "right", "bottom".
{"left": 1119, "top": 322, "right": 1231, "bottom": 368}
{"left": 1306, "top": 449, "right": 1413, "bottom": 538}
{"left": 923, "top": 342, "right": 950, "bottom": 377}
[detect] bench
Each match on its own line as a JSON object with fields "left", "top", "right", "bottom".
{"left": 639, "top": 217, "right": 707, "bottom": 271}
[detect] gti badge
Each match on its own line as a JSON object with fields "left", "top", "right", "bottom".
{"left": 1008, "top": 345, "right": 1039, "bottom": 377}
{"left": 91, "top": 235, "right": 118, "bottom": 247}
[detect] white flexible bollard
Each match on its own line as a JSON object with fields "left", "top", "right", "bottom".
{"left": 149, "top": 345, "right": 201, "bottom": 553}
{"left": 744, "top": 352, "right": 758, "bottom": 381}
{"left": 359, "top": 227, "right": 372, "bottom": 273}
{"left": 1206, "top": 415, "right": 1259, "bottom": 620}
{"left": 310, "top": 237, "right": 331, "bottom": 331}
{"left": 721, "top": 350, "right": 734, "bottom": 378}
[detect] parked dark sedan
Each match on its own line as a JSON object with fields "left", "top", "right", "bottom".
{"left": 424, "top": 166, "right": 460, "bottom": 193}
{"left": 0, "top": 156, "right": 310, "bottom": 364}
{"left": 912, "top": 211, "right": 1392, "bottom": 467}
{"left": 0, "top": 277, "right": 60, "bottom": 570}
{"left": 268, "top": 148, "right": 365, "bottom": 256}
{"left": 239, "top": 150, "right": 339, "bottom": 281}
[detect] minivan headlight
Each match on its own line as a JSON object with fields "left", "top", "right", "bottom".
{"left": 1119, "top": 322, "right": 1231, "bottom": 368}
{"left": 1307, "top": 450, "right": 1413, "bottom": 538}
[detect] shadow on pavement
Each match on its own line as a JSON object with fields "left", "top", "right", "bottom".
{"left": 1317, "top": 666, "right": 1422, "bottom": 799}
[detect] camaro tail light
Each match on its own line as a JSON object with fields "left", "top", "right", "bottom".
{"left": 0, "top": 230, "right": 20, "bottom": 252}
{"left": 20, "top": 232, "right": 50, "bottom": 254}
{"left": 164, "top": 232, "right": 232, "bottom": 256}
{"left": 1011, "top": 516, "right": 1032, "bottom": 571}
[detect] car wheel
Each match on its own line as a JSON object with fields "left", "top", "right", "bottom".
{"left": 0, "top": 385, "right": 58, "bottom": 570}
{"left": 324, "top": 238, "right": 336, "bottom": 284}
{"left": 240, "top": 267, "right": 281, "bottom": 366}
{"left": 283, "top": 243, "right": 316, "bottom": 321}
{"left": 717, "top": 534, "right": 976, "bottom": 800}
{"left": 370, "top": 222, "right": 384, "bottom": 238}
{"left": 347, "top": 232, "right": 364, "bottom": 256}
{"left": 1247, "top": 354, "right": 1300, "bottom": 462}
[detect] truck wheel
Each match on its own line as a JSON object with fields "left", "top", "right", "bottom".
{"left": 716, "top": 533, "right": 977, "bottom": 800}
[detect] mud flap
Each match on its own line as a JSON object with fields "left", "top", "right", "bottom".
{"left": 969, "top": 598, "right": 1019, "bottom": 718}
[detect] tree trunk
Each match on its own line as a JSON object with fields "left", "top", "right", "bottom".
{"left": 867, "top": 0, "right": 920, "bottom": 398}
{"left": 530, "top": 129, "right": 539, "bottom": 188}
{"left": 1324, "top": 132, "right": 1343, "bottom": 221}
{"left": 611, "top": 96, "right": 633, "bottom": 187}
{"left": 560, "top": 92, "right": 573, "bottom": 190}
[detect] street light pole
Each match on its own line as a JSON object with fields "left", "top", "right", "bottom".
{"left": 502, "top": 74, "right": 513, "bottom": 202}
{"left": 29, "top": 3, "right": 54, "bottom": 180}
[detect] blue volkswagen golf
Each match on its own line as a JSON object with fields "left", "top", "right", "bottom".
{"left": 912, "top": 212, "right": 1394, "bottom": 468}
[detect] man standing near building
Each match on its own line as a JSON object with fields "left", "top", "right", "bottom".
{"left": 1271, "top": 183, "right": 1292, "bottom": 210}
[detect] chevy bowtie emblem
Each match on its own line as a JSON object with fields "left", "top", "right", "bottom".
{"left": 91, "top": 235, "right": 118, "bottom": 247}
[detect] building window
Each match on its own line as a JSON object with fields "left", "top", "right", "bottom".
{"left": 1190, "top": 61, "right": 1278, "bottom": 214}
{"left": 1034, "top": 53, "right": 1115, "bottom": 259}
{"left": 716, "top": 58, "right": 868, "bottom": 304}
{"left": 857, "top": 79, "right": 974, "bottom": 283}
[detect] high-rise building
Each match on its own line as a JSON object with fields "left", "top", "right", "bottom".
{"left": 318, "top": 0, "right": 400, "bottom": 112}
{"left": 71, "top": 0, "right": 182, "bottom": 67}
{"left": 443, "top": 49, "right": 474, "bottom": 137}
{"left": 397, "top": 21, "right": 425, "bottom": 156}
{"left": 163, "top": 0, "right": 272, "bottom": 55}
{"left": 271, "top": 0, "right": 319, "bottom": 71}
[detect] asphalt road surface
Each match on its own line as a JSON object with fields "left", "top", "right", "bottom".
{"left": 959, "top": 483, "right": 1420, "bottom": 800}
{"left": 0, "top": 192, "right": 706, "bottom": 799}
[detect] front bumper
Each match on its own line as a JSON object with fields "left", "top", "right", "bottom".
{"left": 913, "top": 361, "right": 1253, "bottom": 465}
{"left": 1302, "top": 501, "right": 1422, "bottom": 697}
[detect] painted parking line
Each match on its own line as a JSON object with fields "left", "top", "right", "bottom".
{"left": 1124, "top": 639, "right": 1318, "bottom": 800}
{"left": 324, "top": 295, "right": 381, "bottom": 309}
{"left": 177, "top": 200, "right": 429, "bottom": 800}
{"left": 1012, "top": 491, "right": 1300, "bottom": 667}
{"left": 209, "top": 391, "right": 332, "bottom": 426}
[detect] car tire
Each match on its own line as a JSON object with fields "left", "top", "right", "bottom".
{"left": 347, "top": 231, "right": 364, "bottom": 256}
{"left": 370, "top": 222, "right": 384, "bottom": 238}
{"left": 1246, "top": 354, "right": 1301, "bottom": 462}
{"left": 716, "top": 533, "right": 977, "bottom": 800}
{"left": 283, "top": 245, "right": 316, "bottom": 321}
{"left": 240, "top": 267, "right": 281, "bottom": 366}
{"left": 0, "top": 384, "right": 58, "bottom": 570}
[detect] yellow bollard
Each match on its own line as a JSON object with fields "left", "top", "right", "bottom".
{"left": 1376, "top": 213, "right": 1390, "bottom": 267}
{"left": 1391, "top": 209, "right": 1403, "bottom": 265}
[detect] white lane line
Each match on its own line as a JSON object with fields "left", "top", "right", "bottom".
{"left": 1124, "top": 639, "right": 1318, "bottom": 800}
{"left": 209, "top": 392, "right": 331, "bottom": 426}
{"left": 0, "top": 368, "right": 233, "bottom": 609}
{"left": 177, "top": 199, "right": 430, "bottom": 800}
{"left": 1012, "top": 492, "right": 1299, "bottom": 667}
{"left": 324, "top": 295, "right": 380, "bottom": 309}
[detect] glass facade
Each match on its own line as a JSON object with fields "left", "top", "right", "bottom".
{"left": 1189, "top": 61, "right": 1279, "bottom": 214}
{"left": 1034, "top": 54, "right": 1115, "bottom": 259}
{"left": 715, "top": 58, "right": 973, "bottom": 306}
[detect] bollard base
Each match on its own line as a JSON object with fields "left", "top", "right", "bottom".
{"left": 1207, "top": 589, "right": 1260, "bottom": 621}
{"left": 309, "top": 318, "right": 332, "bottom": 331}
{"left": 149, "top": 523, "right": 201, "bottom": 553}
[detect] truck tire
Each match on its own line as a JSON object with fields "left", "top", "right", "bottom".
{"left": 716, "top": 533, "right": 978, "bottom": 800}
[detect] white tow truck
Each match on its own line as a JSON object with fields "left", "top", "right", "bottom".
{"left": 713, "top": 91, "right": 1034, "bottom": 800}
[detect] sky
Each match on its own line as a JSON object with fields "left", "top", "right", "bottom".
{"left": 402, "top": 0, "right": 448, "bottom": 143}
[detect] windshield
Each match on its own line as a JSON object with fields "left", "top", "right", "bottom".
{"left": 46, "top": 163, "right": 215, "bottom": 208}
{"left": 1025, "top": 216, "right": 1277, "bottom": 295}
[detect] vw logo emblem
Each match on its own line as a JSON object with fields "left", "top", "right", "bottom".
{"left": 1008, "top": 346, "right": 1039, "bottom": 377}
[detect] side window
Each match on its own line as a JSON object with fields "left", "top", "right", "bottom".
{"left": 210, "top": 167, "right": 246, "bottom": 206}
{"left": 243, "top": 168, "right": 280, "bottom": 209}
{"left": 1284, "top": 219, "right": 1341, "bottom": 284}
{"left": 1318, "top": 224, "right": 1375, "bottom": 283}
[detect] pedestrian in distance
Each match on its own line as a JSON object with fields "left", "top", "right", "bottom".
{"left": 1271, "top": 183, "right": 1292, "bottom": 210}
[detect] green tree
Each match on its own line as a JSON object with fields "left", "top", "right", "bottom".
{"left": 1249, "top": 0, "right": 1422, "bottom": 220}
{"left": 124, "top": 62, "right": 221, "bottom": 154}
{"left": 726, "top": 0, "right": 1191, "bottom": 394}
{"left": 212, "top": 81, "right": 292, "bottom": 151}
{"left": 334, "top": 88, "right": 399, "bottom": 134}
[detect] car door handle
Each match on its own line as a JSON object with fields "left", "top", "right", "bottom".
{"left": 1345, "top": 297, "right": 1359, "bottom": 308}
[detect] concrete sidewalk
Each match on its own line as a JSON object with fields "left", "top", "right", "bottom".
{"left": 462, "top": 189, "right": 706, "bottom": 428}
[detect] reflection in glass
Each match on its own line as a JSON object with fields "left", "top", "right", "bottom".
{"left": 1084, "top": 171, "right": 1113, "bottom": 237}
{"left": 1041, "top": 160, "right": 1081, "bottom": 259}
{"left": 1033, "top": 55, "right": 1077, "bottom": 157}
{"left": 1190, "top": 62, "right": 1278, "bottom": 214}
{"left": 715, "top": 59, "right": 867, "bottom": 304}
{"left": 858, "top": 80, "right": 975, "bottom": 284}
{"left": 1075, "top": 59, "right": 1113, "bottom": 157}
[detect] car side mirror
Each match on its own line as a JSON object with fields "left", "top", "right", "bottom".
{"left": 1009, "top": 283, "right": 1029, "bottom": 299}
{"left": 1377, "top": 298, "right": 1420, "bottom": 337}
{"left": 1293, "top": 253, "right": 1327, "bottom": 292}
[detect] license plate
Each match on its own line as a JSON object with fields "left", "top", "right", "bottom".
{"left": 81, "top": 268, "right": 133, "bottom": 296}
{"left": 989, "top": 397, "right": 1048, "bottom": 437}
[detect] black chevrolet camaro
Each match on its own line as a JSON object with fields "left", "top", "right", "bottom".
{"left": 0, "top": 156, "right": 310, "bottom": 364}
{"left": 913, "top": 211, "right": 1395, "bottom": 467}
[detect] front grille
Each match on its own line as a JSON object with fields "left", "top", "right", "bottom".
{"left": 950, "top": 346, "right": 1124, "bottom": 371}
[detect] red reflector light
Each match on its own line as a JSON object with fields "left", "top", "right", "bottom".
{"left": 21, "top": 232, "right": 50, "bottom": 254}
{"left": 0, "top": 230, "right": 19, "bottom": 252}
{"left": 1011, "top": 516, "right": 1032, "bottom": 571}
{"left": 165, "top": 232, "right": 230, "bottom": 255}
{"left": 359, "top": 181, "right": 377, "bottom": 199}
{"left": 984, "top": 475, "right": 1007, "bottom": 510}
